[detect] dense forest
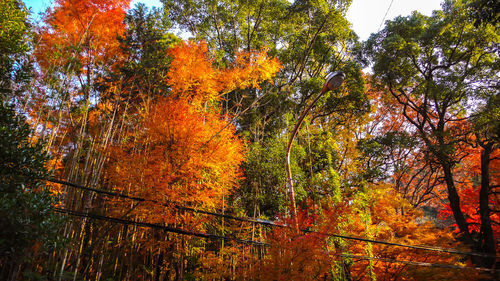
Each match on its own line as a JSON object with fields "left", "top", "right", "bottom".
{"left": 0, "top": 0, "right": 498, "bottom": 280}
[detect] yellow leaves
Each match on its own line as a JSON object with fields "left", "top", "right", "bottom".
{"left": 221, "top": 49, "right": 282, "bottom": 92}
{"left": 167, "top": 41, "right": 220, "bottom": 107}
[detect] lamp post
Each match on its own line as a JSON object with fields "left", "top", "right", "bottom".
{"left": 285, "top": 71, "right": 345, "bottom": 231}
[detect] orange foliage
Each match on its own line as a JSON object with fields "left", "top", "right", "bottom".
{"left": 267, "top": 184, "right": 469, "bottom": 280}
{"left": 166, "top": 41, "right": 220, "bottom": 106}
{"left": 250, "top": 211, "right": 333, "bottom": 281}
{"left": 346, "top": 184, "right": 471, "bottom": 280}
{"left": 364, "top": 79, "right": 407, "bottom": 134}
{"left": 167, "top": 41, "right": 281, "bottom": 108}
{"left": 196, "top": 245, "right": 255, "bottom": 280}
{"left": 35, "top": 0, "right": 129, "bottom": 72}
{"left": 221, "top": 48, "right": 282, "bottom": 91}
{"left": 105, "top": 41, "right": 281, "bottom": 227}
{"left": 106, "top": 98, "right": 245, "bottom": 225}
{"left": 100, "top": 40, "right": 283, "bottom": 277}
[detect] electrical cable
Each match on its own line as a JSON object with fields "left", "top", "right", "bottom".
{"left": 378, "top": 0, "right": 396, "bottom": 32}
{"left": 303, "top": 229, "right": 498, "bottom": 259}
{"left": 54, "top": 207, "right": 267, "bottom": 246}
{"left": 54, "top": 207, "right": 499, "bottom": 273}
{"left": 47, "top": 178, "right": 500, "bottom": 260}
{"left": 47, "top": 177, "right": 276, "bottom": 226}
{"left": 340, "top": 254, "right": 499, "bottom": 273}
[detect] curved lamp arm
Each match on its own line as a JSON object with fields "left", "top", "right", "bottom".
{"left": 285, "top": 71, "right": 345, "bottom": 231}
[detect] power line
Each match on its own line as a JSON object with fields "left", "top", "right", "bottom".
{"left": 378, "top": 0, "right": 396, "bottom": 32}
{"left": 48, "top": 177, "right": 499, "bottom": 260}
{"left": 54, "top": 207, "right": 267, "bottom": 246}
{"left": 47, "top": 177, "right": 276, "bottom": 226}
{"left": 303, "top": 229, "right": 498, "bottom": 259}
{"left": 340, "top": 254, "right": 499, "bottom": 273}
{"left": 54, "top": 208, "right": 499, "bottom": 273}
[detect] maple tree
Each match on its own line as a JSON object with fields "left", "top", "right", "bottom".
{"left": 106, "top": 41, "right": 280, "bottom": 218}
{"left": 32, "top": 0, "right": 130, "bottom": 159}
{"left": 98, "top": 40, "right": 280, "bottom": 278}
{"left": 358, "top": 82, "right": 446, "bottom": 208}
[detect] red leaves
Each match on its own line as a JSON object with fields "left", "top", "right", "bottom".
{"left": 439, "top": 148, "right": 500, "bottom": 236}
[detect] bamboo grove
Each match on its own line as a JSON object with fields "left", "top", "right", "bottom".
{"left": 0, "top": 0, "right": 498, "bottom": 280}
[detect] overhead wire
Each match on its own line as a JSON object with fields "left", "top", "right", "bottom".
{"left": 378, "top": 0, "right": 396, "bottom": 32}
{"left": 30, "top": 7, "right": 497, "bottom": 272}
{"left": 47, "top": 177, "right": 276, "bottom": 226}
{"left": 303, "top": 229, "right": 498, "bottom": 259}
{"left": 54, "top": 207, "right": 267, "bottom": 246}
{"left": 340, "top": 254, "right": 499, "bottom": 273}
{"left": 47, "top": 177, "right": 499, "bottom": 260}
{"left": 43, "top": 76, "right": 499, "bottom": 271}
{"left": 54, "top": 207, "right": 499, "bottom": 273}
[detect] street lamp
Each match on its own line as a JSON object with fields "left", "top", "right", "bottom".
{"left": 285, "top": 71, "right": 345, "bottom": 231}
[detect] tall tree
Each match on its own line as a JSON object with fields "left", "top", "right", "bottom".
{"left": 106, "top": 40, "right": 280, "bottom": 222}
{"left": 0, "top": 0, "right": 31, "bottom": 99}
{"left": 162, "top": 0, "right": 369, "bottom": 221}
{"left": 365, "top": 0, "right": 498, "bottom": 267}
{"left": 0, "top": 102, "right": 63, "bottom": 281}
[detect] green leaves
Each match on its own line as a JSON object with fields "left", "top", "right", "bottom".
{"left": 0, "top": 0, "right": 30, "bottom": 97}
{"left": 0, "top": 102, "right": 64, "bottom": 272}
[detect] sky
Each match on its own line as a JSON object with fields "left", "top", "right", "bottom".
{"left": 347, "top": 0, "right": 442, "bottom": 40}
{"left": 25, "top": 0, "right": 443, "bottom": 41}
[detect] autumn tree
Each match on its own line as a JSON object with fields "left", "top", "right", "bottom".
{"left": 357, "top": 83, "right": 445, "bottom": 208}
{"left": 364, "top": 0, "right": 498, "bottom": 268}
{"left": 163, "top": 1, "right": 372, "bottom": 223}
{"left": 344, "top": 183, "right": 475, "bottom": 280}
{"left": 100, "top": 41, "right": 280, "bottom": 278}
{"left": 162, "top": 0, "right": 361, "bottom": 139}
{"left": 106, "top": 41, "right": 280, "bottom": 217}
{"left": 26, "top": 2, "right": 135, "bottom": 279}
{"left": 14, "top": 0, "right": 500, "bottom": 279}
{"left": 106, "top": 98, "right": 246, "bottom": 225}
{"left": 36, "top": 0, "right": 130, "bottom": 77}
{"left": 33, "top": 0, "right": 130, "bottom": 148}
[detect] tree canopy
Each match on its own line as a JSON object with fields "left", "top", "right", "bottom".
{"left": 1, "top": 0, "right": 498, "bottom": 279}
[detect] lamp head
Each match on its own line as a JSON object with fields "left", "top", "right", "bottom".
{"left": 321, "top": 71, "right": 345, "bottom": 93}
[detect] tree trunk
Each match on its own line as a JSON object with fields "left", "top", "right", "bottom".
{"left": 479, "top": 144, "right": 496, "bottom": 269}
{"left": 441, "top": 162, "right": 473, "bottom": 245}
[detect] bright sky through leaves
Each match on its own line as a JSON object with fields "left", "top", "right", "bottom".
{"left": 26, "top": 0, "right": 443, "bottom": 41}
{"left": 347, "top": 0, "right": 442, "bottom": 40}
